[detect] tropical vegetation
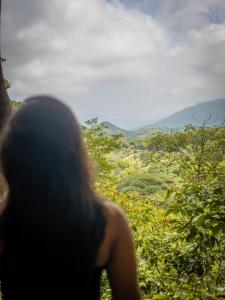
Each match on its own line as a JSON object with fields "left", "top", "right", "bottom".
{"left": 84, "top": 120, "right": 225, "bottom": 299}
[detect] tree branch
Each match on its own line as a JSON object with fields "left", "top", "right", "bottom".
{"left": 0, "top": 0, "right": 12, "bottom": 131}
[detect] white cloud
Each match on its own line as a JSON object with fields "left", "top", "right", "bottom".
{"left": 2, "top": 0, "right": 225, "bottom": 128}
{"left": 3, "top": 0, "right": 168, "bottom": 96}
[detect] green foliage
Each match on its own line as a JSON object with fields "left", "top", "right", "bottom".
{"left": 85, "top": 123, "right": 225, "bottom": 299}
{"left": 118, "top": 172, "right": 173, "bottom": 195}
{"left": 164, "top": 125, "right": 225, "bottom": 286}
{"left": 10, "top": 100, "right": 22, "bottom": 110}
{"left": 1, "top": 57, "right": 10, "bottom": 90}
{"left": 0, "top": 57, "right": 22, "bottom": 113}
{"left": 83, "top": 118, "right": 122, "bottom": 177}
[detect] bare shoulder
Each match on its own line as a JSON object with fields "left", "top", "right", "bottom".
{"left": 95, "top": 200, "right": 127, "bottom": 267}
{"left": 101, "top": 200, "right": 127, "bottom": 224}
{"left": 100, "top": 200, "right": 130, "bottom": 242}
{"left": 101, "top": 201, "right": 141, "bottom": 300}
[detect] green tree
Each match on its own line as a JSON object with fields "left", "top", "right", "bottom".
{"left": 83, "top": 118, "right": 122, "bottom": 177}
{"left": 0, "top": 0, "right": 12, "bottom": 130}
{"left": 165, "top": 125, "right": 225, "bottom": 291}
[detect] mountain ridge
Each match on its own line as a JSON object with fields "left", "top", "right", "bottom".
{"left": 102, "top": 98, "right": 225, "bottom": 138}
{"left": 147, "top": 98, "right": 225, "bottom": 129}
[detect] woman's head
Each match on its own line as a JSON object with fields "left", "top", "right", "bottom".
{"left": 1, "top": 95, "right": 92, "bottom": 197}
{"left": 1, "top": 96, "right": 105, "bottom": 252}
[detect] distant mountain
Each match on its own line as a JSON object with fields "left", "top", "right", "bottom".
{"left": 101, "top": 121, "right": 136, "bottom": 138}
{"left": 147, "top": 98, "right": 225, "bottom": 129}
{"left": 102, "top": 98, "right": 225, "bottom": 138}
{"left": 102, "top": 121, "right": 169, "bottom": 138}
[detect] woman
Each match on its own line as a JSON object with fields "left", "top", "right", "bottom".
{"left": 0, "top": 96, "right": 140, "bottom": 300}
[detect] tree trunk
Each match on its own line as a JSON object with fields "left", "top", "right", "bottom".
{"left": 0, "top": 0, "right": 12, "bottom": 131}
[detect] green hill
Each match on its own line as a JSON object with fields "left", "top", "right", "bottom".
{"left": 101, "top": 121, "right": 136, "bottom": 138}
{"left": 147, "top": 98, "right": 225, "bottom": 129}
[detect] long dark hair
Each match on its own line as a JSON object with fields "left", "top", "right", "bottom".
{"left": 0, "top": 96, "right": 106, "bottom": 298}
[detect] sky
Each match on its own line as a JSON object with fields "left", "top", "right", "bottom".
{"left": 1, "top": 0, "right": 225, "bottom": 129}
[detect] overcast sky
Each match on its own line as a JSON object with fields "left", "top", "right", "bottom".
{"left": 2, "top": 0, "right": 225, "bottom": 128}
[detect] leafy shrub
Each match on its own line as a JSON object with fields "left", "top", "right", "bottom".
{"left": 117, "top": 173, "right": 170, "bottom": 195}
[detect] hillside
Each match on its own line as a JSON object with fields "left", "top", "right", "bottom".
{"left": 147, "top": 98, "right": 225, "bottom": 128}
{"left": 101, "top": 121, "right": 136, "bottom": 138}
